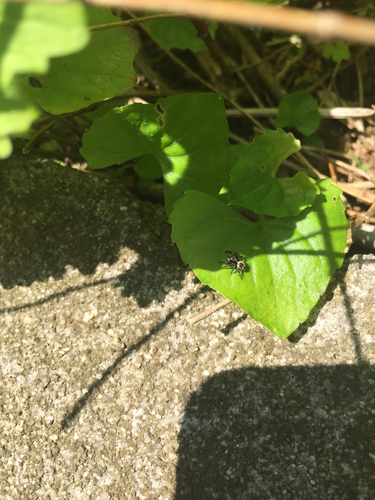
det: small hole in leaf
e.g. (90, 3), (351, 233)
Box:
(28, 77), (43, 88)
(333, 196), (337, 202)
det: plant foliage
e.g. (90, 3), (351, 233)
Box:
(273, 90), (321, 136)
(0, 1), (90, 157)
(81, 95), (347, 337)
(144, 17), (218, 51)
(2, 2), (349, 338)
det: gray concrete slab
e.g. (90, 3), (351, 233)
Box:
(0, 157), (374, 499)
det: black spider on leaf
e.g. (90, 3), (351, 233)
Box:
(218, 251), (247, 279)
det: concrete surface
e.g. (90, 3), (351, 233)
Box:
(0, 157), (374, 499)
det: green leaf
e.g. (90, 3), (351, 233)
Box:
(134, 155), (163, 179)
(157, 93), (228, 215)
(0, 1), (89, 158)
(169, 179), (348, 338)
(352, 155), (371, 171)
(302, 133), (325, 149)
(144, 17), (218, 52)
(16, 6), (139, 114)
(323, 41), (350, 62)
(218, 143), (246, 204)
(322, 43), (335, 60)
(274, 90), (321, 136)
(229, 129), (319, 217)
(0, 1), (89, 92)
(81, 93), (229, 215)
(80, 103), (163, 168)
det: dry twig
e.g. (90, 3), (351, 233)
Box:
(84, 0), (375, 45)
(187, 299), (231, 325)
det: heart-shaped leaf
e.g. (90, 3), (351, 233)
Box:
(274, 90), (321, 136)
(170, 179), (347, 338)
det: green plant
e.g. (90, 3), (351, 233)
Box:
(273, 90), (321, 137)
(1, 2), (348, 338)
(353, 155), (371, 171)
(322, 40), (350, 62)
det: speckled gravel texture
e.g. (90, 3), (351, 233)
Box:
(1, 157), (375, 500)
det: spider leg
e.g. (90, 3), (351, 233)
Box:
(220, 264), (233, 271)
(225, 250), (239, 257)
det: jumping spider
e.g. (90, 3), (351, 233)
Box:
(219, 251), (247, 279)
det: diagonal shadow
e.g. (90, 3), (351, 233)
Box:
(339, 256), (370, 366)
(60, 290), (200, 429)
(0, 156), (185, 308)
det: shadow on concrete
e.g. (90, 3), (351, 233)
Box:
(60, 290), (200, 429)
(0, 157), (185, 307)
(174, 364), (375, 499)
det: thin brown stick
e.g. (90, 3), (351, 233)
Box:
(83, 0), (375, 45)
(89, 13), (187, 31)
(336, 182), (375, 205)
(23, 121), (55, 154)
(320, 60), (341, 108)
(355, 57), (364, 109)
(347, 209), (375, 225)
(187, 299), (231, 325)
(333, 159), (373, 181)
(232, 45), (290, 72)
(294, 151), (323, 180)
(189, 17), (233, 85)
(327, 160), (337, 184)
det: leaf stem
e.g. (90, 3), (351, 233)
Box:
(89, 13), (188, 32)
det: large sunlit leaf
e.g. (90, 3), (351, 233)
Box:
(170, 179), (348, 338)
(16, 6), (139, 114)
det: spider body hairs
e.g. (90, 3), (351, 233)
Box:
(219, 251), (248, 279)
